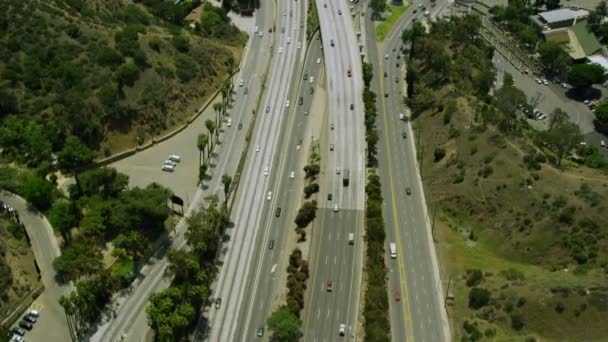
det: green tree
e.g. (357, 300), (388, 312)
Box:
(21, 175), (54, 211)
(468, 287), (491, 309)
(197, 132), (209, 167)
(568, 63), (606, 90)
(593, 100), (608, 134)
(294, 201), (317, 228)
(77, 167), (129, 199)
(205, 119), (216, 153)
(146, 286), (195, 341)
(58, 136), (95, 193)
(113, 231), (151, 262)
(212, 102), (223, 142)
(221, 174), (232, 204)
(434, 147), (446, 162)
(175, 54), (198, 82)
(542, 117), (582, 166)
(116, 62), (140, 87)
(538, 41), (571, 76)
(303, 164), (320, 179)
(548, 108), (569, 130)
(0, 89), (18, 117)
(267, 306), (303, 341)
(53, 239), (103, 281)
(369, 0), (387, 20)
(48, 199), (78, 243)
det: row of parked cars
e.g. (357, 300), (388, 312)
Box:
(161, 154), (181, 172)
(11, 309), (39, 341)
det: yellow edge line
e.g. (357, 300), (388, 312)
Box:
(377, 59), (415, 341)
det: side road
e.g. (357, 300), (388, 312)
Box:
(0, 191), (71, 341)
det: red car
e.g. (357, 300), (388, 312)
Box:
(395, 290), (401, 301)
(327, 280), (333, 292)
(347, 69), (352, 77)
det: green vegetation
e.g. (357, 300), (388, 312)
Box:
(490, 0), (539, 49)
(0, 0), (245, 159)
(406, 15), (608, 340)
(363, 62), (379, 166)
(369, 0), (388, 20)
(146, 195), (228, 340)
(267, 306), (303, 341)
(375, 4), (410, 42)
(294, 201), (317, 228)
(593, 99), (608, 134)
(284, 248), (309, 316)
(307, 0), (319, 41)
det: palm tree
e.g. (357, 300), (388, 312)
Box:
(213, 102), (223, 139)
(205, 119), (215, 159)
(197, 133), (208, 167)
(199, 164), (208, 183)
(221, 174), (233, 205)
(227, 56), (236, 88)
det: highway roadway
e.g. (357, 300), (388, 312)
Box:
(301, 0), (366, 340)
(204, 0), (311, 340)
(364, 2), (451, 342)
(90, 2), (277, 341)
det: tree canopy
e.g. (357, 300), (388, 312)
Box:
(267, 306), (303, 342)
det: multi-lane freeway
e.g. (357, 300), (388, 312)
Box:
(301, 0), (366, 340)
(90, 2), (276, 341)
(204, 0), (311, 340)
(365, 2), (451, 342)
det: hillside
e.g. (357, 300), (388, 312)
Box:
(0, 0), (245, 161)
(404, 16), (608, 341)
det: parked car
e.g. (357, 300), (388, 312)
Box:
(18, 321), (33, 331)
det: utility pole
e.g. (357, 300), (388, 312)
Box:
(431, 204), (438, 243)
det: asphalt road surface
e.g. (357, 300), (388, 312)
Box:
(365, 2), (451, 342)
(90, 3), (276, 341)
(301, 0), (366, 340)
(204, 0), (311, 340)
(1, 192), (71, 342)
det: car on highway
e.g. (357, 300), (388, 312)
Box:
(333, 204), (339, 212)
(215, 298), (222, 309)
(384, 53), (389, 59)
(330, 144), (334, 151)
(395, 290), (401, 301)
(257, 326), (265, 337)
(328, 193), (332, 200)
(244, 87), (248, 94)
(287, 37), (291, 44)
(336, 167), (341, 174)
(12, 327), (25, 336)
(384, 92), (389, 97)
(324, 2), (327, 7)
(275, 208), (281, 217)
(267, 191), (272, 200)
(350, 103), (354, 110)
(285, 100), (290, 107)
(264, 166), (269, 176)
(384, 71), (387, 77)
(253, 26), (258, 33)
(255, 145), (260, 152)
(327, 280), (333, 291)
(310, 76), (314, 83)
(330, 123), (334, 130)
(304, 73), (308, 80)
(259, 31), (263, 37)
(290, 171), (295, 178)
(278, 47), (283, 54)
(317, 57), (321, 64)
(330, 39), (335, 47)
(339, 324), (346, 336)
(297, 42), (302, 49)
(424, 10), (430, 16)
(162, 164), (175, 172)
(413, 8), (417, 13)
(227, 118), (232, 127)
(399, 113), (405, 120)
(239, 79), (244, 87)
(395, 76), (399, 82)
(298, 96), (303, 105)
(402, 131), (407, 139)
(268, 240), (274, 249)
(310, 87), (314, 94)
(406, 187), (411, 195)
(347, 68), (352, 77)
(338, 9), (342, 15)
(266, 105), (271, 113)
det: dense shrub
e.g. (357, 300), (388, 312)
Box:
(468, 287), (491, 309)
(434, 147), (446, 162)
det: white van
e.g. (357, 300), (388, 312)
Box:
(348, 233), (354, 245)
(389, 242), (397, 259)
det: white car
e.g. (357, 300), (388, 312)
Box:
(287, 37), (291, 44)
(334, 204), (339, 212)
(317, 57), (321, 64)
(259, 31), (263, 37)
(267, 191), (273, 200)
(336, 168), (341, 174)
(535, 78), (542, 84)
(256, 145), (260, 152)
(10, 336), (24, 342)
(239, 79), (244, 87)
(227, 118), (232, 127)
(310, 76), (314, 83)
(286, 100), (290, 107)
(339, 323), (346, 336)
(264, 166), (269, 176)
(168, 154), (181, 162)
(162, 164), (175, 172)
(384, 54), (389, 59)
(399, 113), (405, 120)
(253, 26), (258, 33)
(290, 171), (295, 178)
(297, 42), (302, 49)
(164, 160), (177, 167)
(279, 47), (283, 54)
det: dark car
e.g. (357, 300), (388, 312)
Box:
(310, 87), (314, 94)
(268, 239), (274, 249)
(402, 131), (407, 139)
(406, 187), (411, 195)
(350, 103), (354, 110)
(328, 193), (333, 200)
(266, 105), (271, 113)
(384, 71), (387, 77)
(24, 314), (37, 324)
(19, 321), (33, 331)
(304, 73), (308, 80)
(215, 298), (222, 309)
(384, 92), (389, 98)
(12, 327), (26, 336)
(275, 207), (282, 217)
(298, 97), (303, 105)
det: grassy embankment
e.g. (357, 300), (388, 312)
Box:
(376, 3), (410, 42)
(405, 15), (608, 341)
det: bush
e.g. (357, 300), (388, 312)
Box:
(499, 268), (525, 281)
(303, 183), (320, 198)
(468, 287), (491, 309)
(303, 164), (320, 179)
(434, 147), (446, 162)
(116, 63), (140, 87)
(172, 34), (190, 53)
(21, 175), (54, 211)
(466, 269), (483, 287)
(510, 313), (524, 330)
(294, 201), (317, 228)
(175, 55), (198, 83)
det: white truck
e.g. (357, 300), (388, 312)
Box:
(348, 233), (354, 245)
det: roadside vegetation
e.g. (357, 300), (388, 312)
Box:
(360, 62), (390, 340)
(404, 15), (608, 341)
(307, 0), (319, 41)
(0, 0), (245, 161)
(375, 4), (410, 42)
